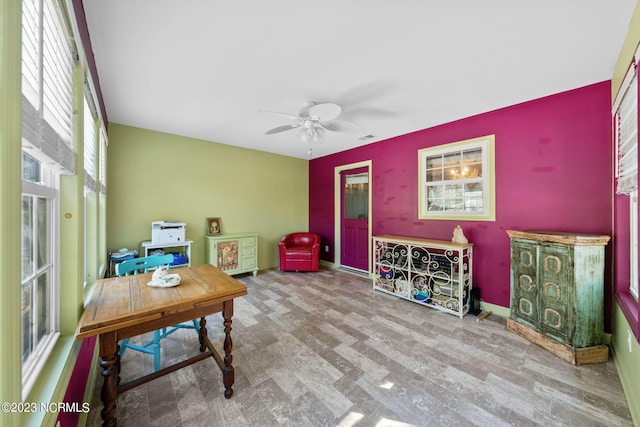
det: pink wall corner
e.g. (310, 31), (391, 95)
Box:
(310, 81), (613, 310)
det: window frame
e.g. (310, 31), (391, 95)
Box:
(21, 165), (61, 397)
(614, 45), (640, 304)
(631, 190), (639, 300)
(613, 42), (640, 343)
(418, 135), (496, 221)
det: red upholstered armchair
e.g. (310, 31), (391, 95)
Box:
(278, 232), (321, 272)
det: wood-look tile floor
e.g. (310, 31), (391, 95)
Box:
(86, 268), (634, 427)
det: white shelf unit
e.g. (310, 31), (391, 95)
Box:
(372, 235), (473, 318)
(141, 240), (193, 268)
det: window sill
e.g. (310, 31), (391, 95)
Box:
(22, 335), (81, 426)
(616, 291), (639, 341)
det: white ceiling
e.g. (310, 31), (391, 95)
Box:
(82, 0), (637, 159)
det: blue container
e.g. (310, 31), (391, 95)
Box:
(170, 252), (187, 266)
(414, 290), (429, 301)
(110, 250), (137, 261)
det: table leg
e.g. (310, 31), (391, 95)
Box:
(198, 316), (207, 352)
(222, 300), (235, 399)
(99, 332), (118, 427)
(115, 342), (121, 385)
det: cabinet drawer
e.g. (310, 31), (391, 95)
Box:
(242, 246), (256, 258)
(242, 237), (257, 248)
(243, 257), (256, 270)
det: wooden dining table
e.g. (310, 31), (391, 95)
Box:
(75, 263), (248, 427)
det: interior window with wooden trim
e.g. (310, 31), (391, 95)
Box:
(418, 135), (495, 221)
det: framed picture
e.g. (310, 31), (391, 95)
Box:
(207, 217), (222, 235)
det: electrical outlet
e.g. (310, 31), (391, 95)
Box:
(628, 330), (633, 353)
(324, 245), (330, 252)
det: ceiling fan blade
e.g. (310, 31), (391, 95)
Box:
(319, 119), (362, 133)
(265, 124), (300, 135)
(341, 106), (396, 120)
(334, 81), (395, 107)
(298, 101), (315, 118)
(308, 103), (342, 122)
(258, 109), (300, 121)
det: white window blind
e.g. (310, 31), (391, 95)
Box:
(21, 0), (76, 174)
(615, 56), (638, 195)
(99, 126), (107, 194)
(21, 0), (40, 109)
(42, 0), (73, 145)
(84, 92), (97, 190)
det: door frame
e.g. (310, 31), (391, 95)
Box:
(334, 160), (372, 274)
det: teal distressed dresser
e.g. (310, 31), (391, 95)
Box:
(506, 230), (611, 365)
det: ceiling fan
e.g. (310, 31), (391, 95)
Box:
(262, 101), (360, 143)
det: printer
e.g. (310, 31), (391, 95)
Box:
(151, 221), (186, 245)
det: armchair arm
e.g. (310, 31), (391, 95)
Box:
(278, 235), (292, 248)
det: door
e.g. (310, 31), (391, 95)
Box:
(510, 240), (539, 329)
(341, 167), (369, 271)
(537, 243), (572, 343)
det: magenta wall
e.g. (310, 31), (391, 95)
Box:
(310, 82), (613, 310)
(57, 336), (96, 426)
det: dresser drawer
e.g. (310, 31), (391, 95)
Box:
(242, 246), (256, 259)
(243, 257), (256, 270)
(242, 237), (257, 248)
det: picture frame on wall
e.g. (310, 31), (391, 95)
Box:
(207, 217), (222, 235)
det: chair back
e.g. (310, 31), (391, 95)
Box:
(281, 232), (320, 248)
(115, 254), (175, 276)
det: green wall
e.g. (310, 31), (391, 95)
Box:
(612, 1), (640, 100)
(611, 1), (640, 425)
(612, 304), (640, 424)
(106, 123), (309, 268)
(0, 1), (24, 425)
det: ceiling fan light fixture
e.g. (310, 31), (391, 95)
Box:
(299, 128), (315, 143)
(298, 125), (326, 143)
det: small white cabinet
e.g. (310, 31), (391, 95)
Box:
(205, 233), (258, 276)
(372, 235), (473, 318)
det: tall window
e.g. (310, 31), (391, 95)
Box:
(84, 92), (97, 191)
(21, 0), (75, 393)
(84, 90), (97, 287)
(99, 126), (107, 194)
(21, 155), (59, 390)
(614, 48), (639, 301)
(418, 135), (495, 221)
(631, 191), (639, 300)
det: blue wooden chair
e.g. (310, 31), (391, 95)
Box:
(115, 254), (199, 371)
